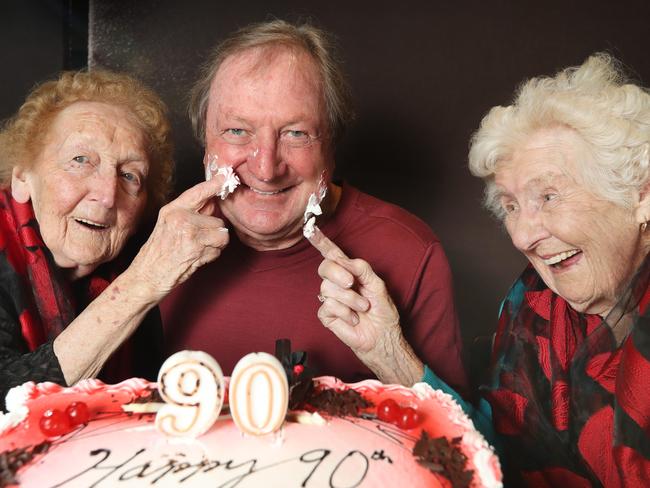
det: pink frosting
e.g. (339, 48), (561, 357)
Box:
(0, 377), (502, 488)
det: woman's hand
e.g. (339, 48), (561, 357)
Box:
(54, 175), (231, 384)
(125, 174), (230, 302)
(308, 226), (424, 386)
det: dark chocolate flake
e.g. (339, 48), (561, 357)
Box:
(0, 442), (51, 487)
(123, 386), (163, 407)
(301, 386), (373, 417)
(130, 387), (163, 404)
(413, 432), (473, 488)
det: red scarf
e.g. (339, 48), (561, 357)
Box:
(485, 259), (650, 487)
(0, 189), (133, 382)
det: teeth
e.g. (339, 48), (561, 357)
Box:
(543, 249), (579, 265)
(250, 187), (281, 196)
(75, 218), (108, 229)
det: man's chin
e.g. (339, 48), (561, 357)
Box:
(232, 222), (304, 251)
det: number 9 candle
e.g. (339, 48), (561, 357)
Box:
(155, 350), (225, 438)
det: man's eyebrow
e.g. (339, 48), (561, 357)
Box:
(232, 116), (251, 124)
(218, 115), (250, 125)
(214, 108), (250, 123)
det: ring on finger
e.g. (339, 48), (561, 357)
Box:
(317, 293), (326, 303)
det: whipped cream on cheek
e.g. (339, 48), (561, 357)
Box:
(216, 166), (240, 199)
(204, 154), (241, 200)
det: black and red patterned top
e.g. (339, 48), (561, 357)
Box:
(0, 190), (162, 409)
(484, 257), (650, 486)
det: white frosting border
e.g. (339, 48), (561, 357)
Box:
(317, 377), (503, 488)
(2, 376), (502, 487)
(0, 378), (151, 435)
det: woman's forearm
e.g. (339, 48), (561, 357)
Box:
(52, 269), (157, 385)
(358, 332), (425, 386)
(53, 179), (234, 385)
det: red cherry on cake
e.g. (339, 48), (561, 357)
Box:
(397, 407), (420, 430)
(293, 364), (304, 375)
(65, 401), (90, 426)
(39, 409), (71, 437)
(376, 399), (401, 423)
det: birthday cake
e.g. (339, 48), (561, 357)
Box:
(0, 366), (501, 487)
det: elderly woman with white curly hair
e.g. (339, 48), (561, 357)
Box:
(467, 52), (650, 486)
(312, 53), (650, 486)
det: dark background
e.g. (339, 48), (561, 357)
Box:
(3, 0), (650, 385)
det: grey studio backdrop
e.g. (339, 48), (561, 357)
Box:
(3, 0), (650, 388)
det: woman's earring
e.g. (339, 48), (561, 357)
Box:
(642, 222), (648, 232)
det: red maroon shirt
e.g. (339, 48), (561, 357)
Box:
(161, 184), (468, 393)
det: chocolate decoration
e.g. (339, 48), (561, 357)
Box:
(413, 432), (473, 488)
(0, 443), (50, 487)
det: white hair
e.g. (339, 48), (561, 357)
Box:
(469, 53), (650, 219)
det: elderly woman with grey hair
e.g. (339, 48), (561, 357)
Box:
(313, 53), (650, 486)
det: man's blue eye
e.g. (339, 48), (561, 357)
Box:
(73, 155), (88, 164)
(227, 129), (245, 136)
(280, 130), (313, 148)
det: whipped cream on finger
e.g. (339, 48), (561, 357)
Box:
(303, 173), (328, 239)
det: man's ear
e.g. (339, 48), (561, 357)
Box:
(11, 166), (31, 203)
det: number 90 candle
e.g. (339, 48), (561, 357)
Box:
(228, 352), (289, 436)
(155, 350), (225, 438)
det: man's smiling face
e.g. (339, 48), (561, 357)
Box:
(204, 46), (334, 251)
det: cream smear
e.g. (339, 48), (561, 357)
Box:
(204, 154), (240, 199)
(302, 173), (328, 239)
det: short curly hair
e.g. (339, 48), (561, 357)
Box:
(0, 69), (174, 216)
(189, 19), (354, 146)
(469, 53), (650, 219)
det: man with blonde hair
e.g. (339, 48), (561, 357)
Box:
(161, 20), (467, 393)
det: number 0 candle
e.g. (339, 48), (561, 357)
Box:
(229, 352), (289, 436)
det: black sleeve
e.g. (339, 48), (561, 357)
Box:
(0, 298), (66, 410)
(130, 306), (164, 381)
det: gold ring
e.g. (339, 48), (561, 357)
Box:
(317, 294), (326, 303)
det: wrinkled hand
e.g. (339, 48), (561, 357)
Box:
(126, 175), (230, 302)
(308, 226), (424, 385)
(309, 226), (403, 358)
